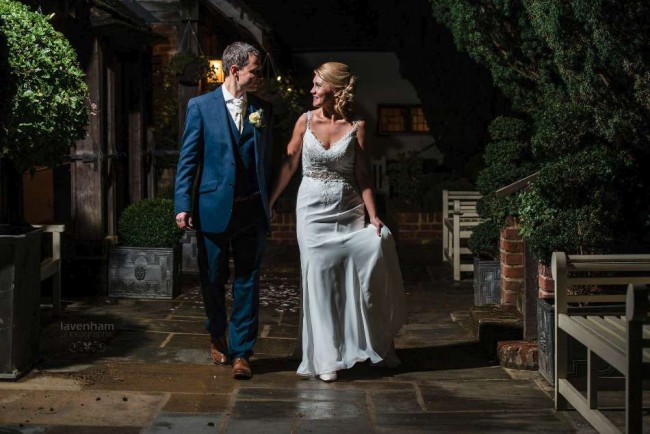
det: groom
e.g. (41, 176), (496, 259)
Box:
(174, 41), (272, 379)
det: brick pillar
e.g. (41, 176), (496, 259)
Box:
(537, 262), (554, 299)
(500, 216), (524, 306)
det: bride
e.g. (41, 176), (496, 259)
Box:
(269, 62), (406, 382)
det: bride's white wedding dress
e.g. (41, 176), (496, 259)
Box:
(296, 111), (406, 377)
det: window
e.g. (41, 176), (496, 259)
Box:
(377, 105), (430, 134)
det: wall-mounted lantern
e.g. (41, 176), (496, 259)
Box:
(208, 59), (225, 84)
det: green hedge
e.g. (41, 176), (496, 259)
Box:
(118, 198), (184, 248)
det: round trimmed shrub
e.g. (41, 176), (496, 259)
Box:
(0, 1), (88, 171)
(468, 220), (500, 260)
(476, 116), (535, 224)
(118, 198), (183, 248)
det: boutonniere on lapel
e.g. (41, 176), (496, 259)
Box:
(248, 108), (265, 128)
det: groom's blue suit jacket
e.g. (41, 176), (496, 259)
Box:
(174, 86), (273, 233)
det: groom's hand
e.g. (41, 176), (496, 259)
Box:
(175, 212), (193, 230)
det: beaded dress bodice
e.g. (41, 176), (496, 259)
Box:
(302, 111), (358, 184)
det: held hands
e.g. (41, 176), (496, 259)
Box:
(370, 215), (384, 237)
(175, 212), (193, 230)
(269, 200), (277, 221)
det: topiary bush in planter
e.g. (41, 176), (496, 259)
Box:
(0, 0), (88, 380)
(109, 198), (184, 299)
(475, 116), (536, 226)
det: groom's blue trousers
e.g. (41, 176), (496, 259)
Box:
(196, 197), (267, 360)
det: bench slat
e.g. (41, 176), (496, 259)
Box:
(604, 316), (626, 332)
(569, 262), (650, 272)
(584, 315), (627, 348)
(558, 314), (627, 374)
(565, 294), (626, 303)
(566, 277), (650, 286)
(567, 254), (650, 263)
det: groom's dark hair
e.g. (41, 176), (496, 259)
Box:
(222, 42), (260, 76)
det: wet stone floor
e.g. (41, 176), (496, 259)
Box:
(0, 242), (612, 433)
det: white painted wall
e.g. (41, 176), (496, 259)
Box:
(294, 51), (442, 162)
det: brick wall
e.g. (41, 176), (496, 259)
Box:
(390, 211), (442, 245)
(269, 211), (297, 245)
(268, 209), (443, 246)
(537, 262), (554, 299)
(500, 217), (525, 306)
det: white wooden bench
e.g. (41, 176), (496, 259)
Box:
(552, 252), (650, 433)
(34, 224), (65, 317)
(441, 190), (483, 280)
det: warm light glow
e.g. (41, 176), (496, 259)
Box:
(208, 59), (225, 84)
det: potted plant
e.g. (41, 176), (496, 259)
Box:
(0, 1), (88, 379)
(167, 51), (210, 86)
(108, 198), (184, 299)
(468, 220), (501, 305)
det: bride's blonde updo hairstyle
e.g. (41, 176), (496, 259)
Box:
(315, 62), (357, 120)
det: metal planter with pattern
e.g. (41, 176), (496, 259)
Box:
(108, 245), (181, 299)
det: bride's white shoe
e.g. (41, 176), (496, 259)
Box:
(319, 371), (337, 382)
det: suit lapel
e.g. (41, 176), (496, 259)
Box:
(213, 86), (241, 143)
(246, 98), (261, 168)
(213, 86), (227, 129)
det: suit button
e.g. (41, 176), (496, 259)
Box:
(229, 183), (234, 188)
(230, 162), (235, 167)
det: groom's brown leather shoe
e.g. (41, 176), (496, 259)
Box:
(232, 357), (252, 379)
(210, 337), (228, 365)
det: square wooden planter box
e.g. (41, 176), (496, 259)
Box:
(108, 245), (181, 299)
(0, 226), (43, 380)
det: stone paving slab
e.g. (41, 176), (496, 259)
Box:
(419, 379), (552, 412)
(0, 426), (141, 433)
(374, 410), (582, 433)
(0, 390), (163, 427)
(145, 413), (222, 434)
(80, 363), (237, 394)
(162, 393), (231, 413)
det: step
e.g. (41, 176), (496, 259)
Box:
(469, 304), (523, 362)
(497, 340), (539, 371)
